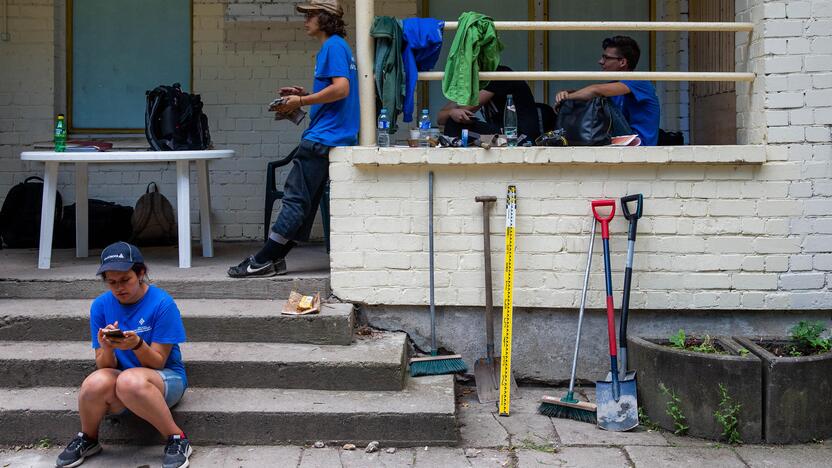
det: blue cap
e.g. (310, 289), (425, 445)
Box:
(96, 242), (144, 275)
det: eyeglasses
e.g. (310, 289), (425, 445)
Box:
(600, 54), (624, 62)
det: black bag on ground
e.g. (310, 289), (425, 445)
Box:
(129, 182), (177, 246)
(0, 176), (63, 248)
(56, 200), (134, 249)
(555, 97), (613, 146)
(145, 82), (211, 151)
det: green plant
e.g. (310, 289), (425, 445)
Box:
(713, 384), (743, 445)
(638, 407), (660, 431)
(659, 383), (689, 436)
(36, 437), (51, 449)
(518, 438), (558, 454)
(670, 329), (686, 349)
(789, 346), (803, 357)
(738, 348), (750, 357)
(790, 321), (831, 352)
(689, 335), (721, 354)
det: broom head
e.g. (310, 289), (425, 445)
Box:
(410, 354), (467, 377)
(538, 394), (597, 424)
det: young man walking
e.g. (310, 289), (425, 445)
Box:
(228, 0), (359, 278)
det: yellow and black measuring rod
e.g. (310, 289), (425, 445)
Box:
(499, 185), (517, 417)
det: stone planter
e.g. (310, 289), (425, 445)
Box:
(734, 336), (832, 444)
(628, 336), (762, 443)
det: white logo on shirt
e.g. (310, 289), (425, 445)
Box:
(138, 318), (145, 326)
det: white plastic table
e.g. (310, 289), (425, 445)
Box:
(20, 150), (234, 269)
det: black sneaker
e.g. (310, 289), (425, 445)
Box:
(227, 255), (276, 278)
(273, 257), (287, 276)
(162, 434), (193, 468)
(55, 432), (102, 468)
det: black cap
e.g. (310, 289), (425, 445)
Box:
(96, 242), (144, 275)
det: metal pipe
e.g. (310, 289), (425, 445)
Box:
(417, 71), (755, 82)
(442, 21), (754, 32)
(355, 0), (375, 146)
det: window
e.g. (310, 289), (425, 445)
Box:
(68, 0), (192, 132)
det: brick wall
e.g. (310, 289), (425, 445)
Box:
(327, 0), (832, 311)
(655, 0), (690, 140)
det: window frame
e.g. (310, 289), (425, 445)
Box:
(66, 0), (194, 134)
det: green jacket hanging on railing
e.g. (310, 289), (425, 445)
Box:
(371, 16), (405, 132)
(442, 12), (503, 107)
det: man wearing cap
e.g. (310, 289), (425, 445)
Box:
(55, 242), (191, 468)
(228, 0), (359, 278)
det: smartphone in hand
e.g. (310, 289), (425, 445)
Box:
(102, 328), (126, 339)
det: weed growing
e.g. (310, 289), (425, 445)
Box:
(713, 384), (742, 445)
(659, 383), (689, 436)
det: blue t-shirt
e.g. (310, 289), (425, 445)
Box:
(302, 35), (360, 147)
(90, 285), (187, 386)
(610, 80), (660, 146)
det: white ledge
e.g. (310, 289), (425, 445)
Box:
(341, 145), (766, 166)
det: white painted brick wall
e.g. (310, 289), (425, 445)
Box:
(325, 0), (832, 311)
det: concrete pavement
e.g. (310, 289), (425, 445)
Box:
(3, 385), (831, 467)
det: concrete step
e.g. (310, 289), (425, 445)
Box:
(0, 299), (354, 345)
(0, 243), (331, 301)
(0, 376), (457, 446)
(0, 276), (330, 300)
(0, 333), (407, 391)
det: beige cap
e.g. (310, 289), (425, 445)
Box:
(296, 0), (343, 17)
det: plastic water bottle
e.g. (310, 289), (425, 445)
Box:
(418, 109), (432, 147)
(504, 94), (518, 147)
(377, 108), (390, 147)
(54, 114), (67, 152)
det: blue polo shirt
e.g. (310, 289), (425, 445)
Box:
(302, 35), (360, 147)
(610, 80), (660, 146)
(90, 285), (187, 386)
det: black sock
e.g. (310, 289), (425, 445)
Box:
(254, 239), (284, 264)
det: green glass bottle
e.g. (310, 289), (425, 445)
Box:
(54, 114), (66, 152)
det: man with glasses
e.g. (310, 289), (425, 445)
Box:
(554, 35), (660, 146)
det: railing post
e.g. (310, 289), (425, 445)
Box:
(355, 0), (376, 146)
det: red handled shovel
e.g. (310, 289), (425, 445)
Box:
(592, 199), (638, 432)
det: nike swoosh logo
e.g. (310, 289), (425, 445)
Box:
(246, 263), (270, 274)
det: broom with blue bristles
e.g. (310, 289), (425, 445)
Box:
(410, 172), (467, 377)
(538, 219), (597, 423)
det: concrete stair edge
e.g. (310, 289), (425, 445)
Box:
(0, 300), (355, 345)
(0, 376), (457, 446)
(0, 333), (407, 391)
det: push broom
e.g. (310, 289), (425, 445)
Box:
(410, 171), (467, 377)
(538, 215), (598, 423)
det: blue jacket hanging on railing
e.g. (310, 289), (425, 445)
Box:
(401, 18), (444, 123)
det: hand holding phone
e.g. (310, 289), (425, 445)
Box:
(102, 328), (126, 339)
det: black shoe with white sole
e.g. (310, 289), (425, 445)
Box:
(227, 255), (276, 278)
(161, 435), (193, 468)
(55, 432), (102, 468)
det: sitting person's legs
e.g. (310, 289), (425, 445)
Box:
(228, 139), (331, 278)
(57, 368), (189, 468)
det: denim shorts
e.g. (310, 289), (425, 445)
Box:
(156, 368), (186, 408)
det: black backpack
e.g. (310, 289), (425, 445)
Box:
(56, 200), (134, 249)
(129, 182), (177, 246)
(145, 82), (211, 151)
(0, 176), (63, 248)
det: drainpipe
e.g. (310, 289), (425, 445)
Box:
(355, 0), (375, 146)
(1, 0), (10, 41)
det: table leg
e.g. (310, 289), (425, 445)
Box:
(176, 160), (191, 268)
(37, 162), (59, 269)
(75, 162), (89, 258)
(196, 159), (213, 257)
